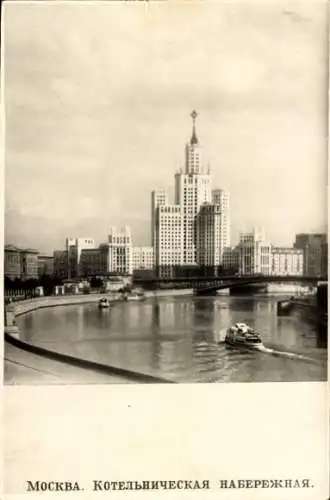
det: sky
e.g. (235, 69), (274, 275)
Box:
(3, 0), (328, 254)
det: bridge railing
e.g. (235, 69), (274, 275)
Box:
(134, 275), (327, 284)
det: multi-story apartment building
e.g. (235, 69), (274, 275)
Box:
(37, 255), (54, 277)
(5, 245), (40, 280)
(66, 237), (95, 278)
(132, 246), (154, 271)
(53, 250), (69, 278)
(224, 242), (304, 277)
(237, 228), (272, 276)
(271, 247), (304, 276)
(80, 244), (109, 277)
(294, 233), (327, 277)
(174, 111), (212, 265)
(196, 203), (222, 269)
(20, 248), (39, 280)
(212, 189), (230, 257)
(4, 245), (22, 280)
(151, 112), (230, 276)
(154, 205), (183, 277)
(54, 231), (134, 278)
(222, 246), (239, 272)
(151, 190), (168, 249)
(108, 226), (133, 275)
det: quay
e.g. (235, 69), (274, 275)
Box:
(4, 296), (177, 385)
(277, 283), (327, 345)
(5, 342), (138, 385)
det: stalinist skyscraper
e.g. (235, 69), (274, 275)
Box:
(174, 111), (212, 265)
(151, 111), (230, 277)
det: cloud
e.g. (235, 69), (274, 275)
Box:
(3, 1), (328, 252)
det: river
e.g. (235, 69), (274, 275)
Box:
(16, 295), (327, 383)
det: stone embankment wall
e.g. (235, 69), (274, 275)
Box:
(13, 295), (103, 316)
(11, 288), (193, 316)
(4, 291), (192, 384)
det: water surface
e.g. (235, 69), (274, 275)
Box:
(16, 295), (327, 383)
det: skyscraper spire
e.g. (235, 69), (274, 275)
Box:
(190, 110), (198, 145)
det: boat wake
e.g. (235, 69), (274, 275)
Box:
(216, 330), (320, 363)
(256, 345), (319, 364)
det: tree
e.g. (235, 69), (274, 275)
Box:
(4, 276), (13, 290)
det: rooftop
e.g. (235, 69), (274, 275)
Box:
(5, 245), (39, 254)
(5, 244), (21, 252)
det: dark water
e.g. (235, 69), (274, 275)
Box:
(16, 296), (327, 383)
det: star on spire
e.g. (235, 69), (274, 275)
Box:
(190, 110), (198, 145)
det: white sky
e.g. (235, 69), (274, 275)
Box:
(3, 0), (328, 254)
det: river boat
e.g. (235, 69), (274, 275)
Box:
(225, 322), (263, 348)
(98, 298), (111, 309)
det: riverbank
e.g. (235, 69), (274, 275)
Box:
(9, 288), (193, 317)
(5, 293), (184, 385)
(145, 288), (193, 298)
(11, 295), (101, 316)
(4, 342), (138, 385)
(11, 294), (326, 383)
(266, 283), (315, 294)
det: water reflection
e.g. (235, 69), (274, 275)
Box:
(150, 302), (161, 372)
(15, 296), (327, 383)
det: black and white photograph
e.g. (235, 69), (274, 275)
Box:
(2, 1), (329, 498)
(3, 0), (328, 386)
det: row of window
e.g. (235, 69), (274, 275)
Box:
(109, 237), (131, 244)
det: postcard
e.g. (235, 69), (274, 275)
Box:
(2, 0), (329, 499)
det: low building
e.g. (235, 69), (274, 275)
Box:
(53, 250), (68, 278)
(271, 247), (304, 276)
(4, 245), (21, 280)
(237, 228), (272, 276)
(101, 275), (132, 292)
(80, 244), (109, 277)
(20, 248), (39, 280)
(294, 233), (327, 277)
(108, 226), (133, 275)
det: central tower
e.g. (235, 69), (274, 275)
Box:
(175, 111), (212, 265)
(185, 110), (201, 174)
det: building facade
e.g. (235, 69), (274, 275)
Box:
(4, 245), (22, 280)
(237, 228), (272, 276)
(211, 189), (230, 257)
(154, 205), (183, 277)
(196, 203), (222, 269)
(107, 226), (133, 275)
(66, 237), (95, 278)
(294, 233), (327, 277)
(20, 248), (39, 280)
(222, 247), (239, 272)
(53, 250), (69, 278)
(174, 111), (212, 265)
(132, 246), (154, 271)
(5, 245), (40, 280)
(271, 247), (304, 276)
(151, 190), (168, 249)
(151, 112), (230, 276)
(37, 255), (54, 277)
(80, 244), (109, 277)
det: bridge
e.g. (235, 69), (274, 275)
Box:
(193, 275), (326, 295)
(133, 275), (327, 295)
